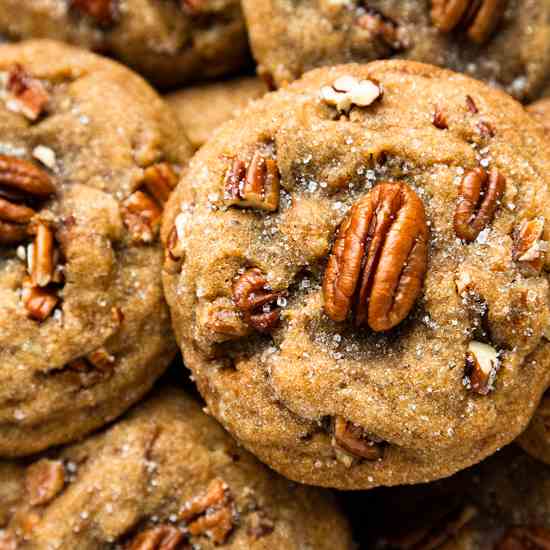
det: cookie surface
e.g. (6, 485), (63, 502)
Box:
(242, 0), (550, 101)
(167, 77), (267, 150)
(0, 0), (249, 88)
(162, 60), (550, 489)
(0, 40), (192, 457)
(0, 387), (352, 549)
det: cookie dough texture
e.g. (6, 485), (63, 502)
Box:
(0, 0), (249, 88)
(0, 40), (192, 457)
(167, 77), (267, 150)
(0, 388), (352, 550)
(162, 60), (550, 489)
(242, 0), (550, 101)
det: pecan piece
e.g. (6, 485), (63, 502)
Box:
(122, 190), (163, 243)
(180, 479), (235, 545)
(323, 182), (429, 332)
(232, 268), (285, 332)
(224, 151), (280, 212)
(142, 163), (178, 205)
(70, 0), (117, 25)
(5, 64), (49, 121)
(25, 459), (65, 506)
(430, 0), (507, 44)
(356, 8), (407, 51)
(321, 75), (382, 114)
(513, 217), (547, 275)
(465, 341), (499, 395)
(127, 525), (185, 550)
(497, 527), (550, 550)
(31, 223), (55, 288)
(453, 167), (505, 242)
(332, 416), (384, 461)
(433, 106), (448, 129)
(21, 276), (59, 322)
(200, 298), (251, 342)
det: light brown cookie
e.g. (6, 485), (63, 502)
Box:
(242, 0), (550, 102)
(167, 77), (267, 150)
(0, 0), (249, 88)
(0, 387), (353, 550)
(162, 60), (550, 489)
(0, 40), (192, 457)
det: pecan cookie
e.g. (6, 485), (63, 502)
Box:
(0, 387), (353, 550)
(369, 446), (550, 549)
(0, 40), (192, 457)
(162, 60), (550, 489)
(242, 0), (550, 101)
(167, 77), (267, 151)
(0, 0), (248, 88)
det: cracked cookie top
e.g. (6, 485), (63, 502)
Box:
(0, 40), (192, 457)
(242, 0), (550, 102)
(0, 387), (352, 550)
(162, 60), (550, 489)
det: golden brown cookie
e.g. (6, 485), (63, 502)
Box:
(0, 40), (192, 457)
(0, 0), (249, 88)
(242, 0), (550, 101)
(167, 77), (267, 150)
(162, 60), (550, 489)
(0, 387), (353, 550)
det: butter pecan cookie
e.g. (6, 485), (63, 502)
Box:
(242, 0), (550, 101)
(167, 77), (267, 151)
(0, 387), (352, 550)
(0, 0), (248, 88)
(162, 61), (550, 489)
(0, 40), (192, 456)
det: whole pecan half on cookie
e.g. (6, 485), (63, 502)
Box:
(323, 182), (429, 332)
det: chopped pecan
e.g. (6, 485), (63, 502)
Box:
(321, 75), (382, 113)
(122, 190), (163, 243)
(332, 416), (384, 461)
(70, 0), (117, 25)
(513, 217), (547, 275)
(496, 526), (550, 550)
(87, 348), (116, 371)
(232, 268), (285, 332)
(200, 298), (251, 342)
(127, 525), (185, 550)
(224, 151), (280, 212)
(25, 459), (65, 506)
(21, 276), (59, 322)
(5, 64), (49, 121)
(465, 341), (499, 395)
(433, 106), (448, 129)
(31, 223), (55, 288)
(466, 95), (478, 114)
(356, 8), (407, 51)
(477, 120), (495, 138)
(66, 348), (116, 386)
(323, 182), (429, 332)
(142, 163), (178, 205)
(453, 167), (506, 242)
(430, 0), (507, 44)
(180, 479), (235, 545)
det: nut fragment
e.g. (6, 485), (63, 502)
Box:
(232, 268), (285, 332)
(4, 64), (49, 121)
(70, 0), (117, 25)
(321, 75), (382, 113)
(31, 223), (55, 288)
(323, 182), (429, 332)
(496, 527), (550, 550)
(25, 459), (65, 506)
(180, 479), (235, 545)
(432, 106), (448, 129)
(142, 163), (178, 205)
(332, 416), (384, 461)
(21, 276), (58, 322)
(513, 217), (547, 275)
(453, 167), (506, 242)
(87, 348), (116, 371)
(430, 0), (507, 44)
(356, 8), (407, 51)
(122, 191), (162, 243)
(224, 151), (280, 212)
(127, 525), (185, 550)
(465, 341), (499, 395)
(247, 511), (275, 541)
(200, 298), (251, 342)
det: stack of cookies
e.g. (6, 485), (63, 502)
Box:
(1, 1), (550, 548)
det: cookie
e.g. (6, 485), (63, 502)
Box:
(162, 60), (550, 489)
(242, 0), (550, 101)
(0, 0), (249, 88)
(369, 446), (550, 549)
(527, 97), (550, 136)
(0, 40), (192, 457)
(0, 387), (353, 550)
(167, 77), (267, 150)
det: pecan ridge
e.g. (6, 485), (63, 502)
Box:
(323, 182), (429, 332)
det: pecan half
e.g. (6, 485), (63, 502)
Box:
(25, 459), (65, 507)
(122, 191), (162, 243)
(513, 217), (547, 275)
(430, 0), (507, 44)
(70, 0), (117, 25)
(127, 525), (185, 550)
(21, 276), (59, 322)
(453, 167), (505, 242)
(332, 416), (384, 461)
(321, 75), (382, 114)
(224, 151), (280, 212)
(465, 341), (499, 395)
(4, 64), (49, 121)
(496, 527), (550, 550)
(323, 182), (429, 332)
(232, 268), (285, 332)
(180, 479), (235, 545)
